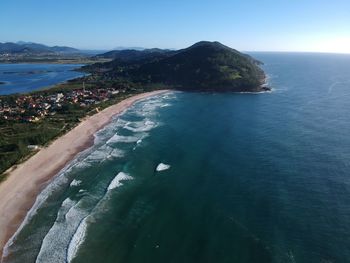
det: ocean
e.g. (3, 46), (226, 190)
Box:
(0, 63), (86, 95)
(3, 53), (350, 262)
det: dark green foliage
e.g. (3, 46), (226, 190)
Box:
(94, 48), (173, 62)
(85, 41), (266, 92)
(0, 118), (68, 178)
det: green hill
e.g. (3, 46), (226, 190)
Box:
(95, 48), (174, 62)
(85, 41), (268, 92)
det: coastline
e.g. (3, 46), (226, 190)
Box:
(0, 89), (169, 259)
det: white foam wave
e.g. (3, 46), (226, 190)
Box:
(124, 120), (157, 132)
(35, 198), (89, 263)
(74, 160), (91, 169)
(93, 118), (128, 144)
(159, 91), (178, 100)
(160, 103), (171, 108)
(156, 163), (171, 172)
(66, 171), (134, 262)
(141, 101), (164, 113)
(107, 172), (133, 191)
(60, 198), (76, 216)
(85, 145), (124, 163)
(107, 134), (143, 144)
(70, 179), (82, 187)
(129, 95), (173, 118)
(67, 218), (88, 263)
(86, 149), (109, 162)
(114, 118), (129, 127)
(109, 148), (124, 158)
(2, 141), (100, 258)
(2, 166), (72, 258)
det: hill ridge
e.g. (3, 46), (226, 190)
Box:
(84, 41), (269, 92)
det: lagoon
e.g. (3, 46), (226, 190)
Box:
(0, 63), (86, 95)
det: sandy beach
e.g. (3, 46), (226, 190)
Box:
(0, 89), (168, 258)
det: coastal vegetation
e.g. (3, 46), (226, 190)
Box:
(0, 79), (157, 179)
(84, 41), (268, 92)
(0, 41), (267, 179)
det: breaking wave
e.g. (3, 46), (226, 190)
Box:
(107, 172), (133, 191)
(67, 218), (88, 263)
(70, 179), (82, 187)
(66, 171), (133, 262)
(107, 134), (144, 144)
(3, 91), (177, 262)
(35, 198), (89, 263)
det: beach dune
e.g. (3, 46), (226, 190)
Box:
(0, 90), (168, 259)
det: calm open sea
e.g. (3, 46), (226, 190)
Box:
(0, 63), (85, 95)
(3, 53), (350, 263)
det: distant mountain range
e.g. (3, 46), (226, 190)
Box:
(84, 41), (268, 92)
(0, 41), (81, 55)
(94, 48), (174, 61)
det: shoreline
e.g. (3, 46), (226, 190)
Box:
(0, 89), (169, 259)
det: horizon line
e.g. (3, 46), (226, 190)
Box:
(1, 40), (350, 55)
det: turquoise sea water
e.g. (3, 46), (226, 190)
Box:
(3, 53), (350, 262)
(0, 63), (85, 95)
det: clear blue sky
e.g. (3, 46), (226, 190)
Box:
(1, 0), (350, 53)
